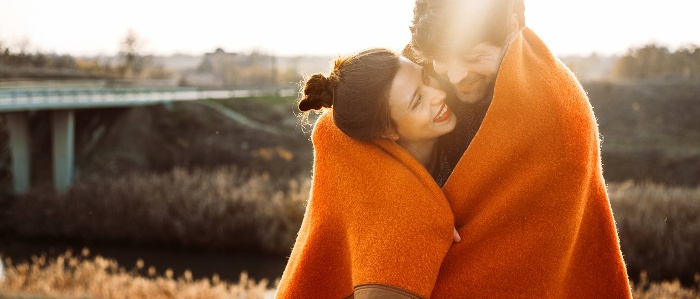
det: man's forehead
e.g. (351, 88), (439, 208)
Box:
(452, 0), (492, 22)
(441, 0), (492, 46)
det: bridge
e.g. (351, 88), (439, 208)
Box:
(1, 85), (294, 195)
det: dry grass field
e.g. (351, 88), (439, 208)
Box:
(3, 167), (309, 255)
(0, 244), (698, 298)
(611, 182), (700, 287)
(0, 249), (271, 299)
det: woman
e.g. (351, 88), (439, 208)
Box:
(277, 48), (458, 299)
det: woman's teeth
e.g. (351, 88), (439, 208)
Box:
(434, 104), (448, 122)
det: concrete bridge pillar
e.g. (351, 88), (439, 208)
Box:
(52, 110), (75, 194)
(6, 112), (31, 194)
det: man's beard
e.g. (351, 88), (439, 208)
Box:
(454, 74), (496, 104)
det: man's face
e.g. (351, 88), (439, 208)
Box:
(432, 42), (508, 104)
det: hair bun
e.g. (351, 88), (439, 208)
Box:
(298, 73), (337, 112)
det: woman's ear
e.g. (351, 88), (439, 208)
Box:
(381, 130), (400, 141)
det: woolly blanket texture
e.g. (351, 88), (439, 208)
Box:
(276, 112), (455, 298)
(429, 28), (631, 298)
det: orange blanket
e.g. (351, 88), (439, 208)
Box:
(430, 28), (632, 298)
(276, 112), (455, 298)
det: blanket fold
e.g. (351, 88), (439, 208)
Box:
(431, 28), (632, 298)
(276, 112), (455, 299)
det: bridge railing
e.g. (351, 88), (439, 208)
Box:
(0, 88), (297, 112)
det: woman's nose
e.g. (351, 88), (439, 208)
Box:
(429, 87), (447, 105)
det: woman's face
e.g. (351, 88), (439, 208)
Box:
(386, 57), (457, 144)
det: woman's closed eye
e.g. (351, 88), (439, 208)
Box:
(408, 69), (430, 111)
(412, 95), (422, 110)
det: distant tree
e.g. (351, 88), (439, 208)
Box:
(119, 28), (146, 78)
(613, 43), (700, 79)
(16, 38), (30, 55)
(53, 54), (76, 70)
(0, 40), (4, 66)
(278, 66), (302, 87)
(32, 52), (47, 68)
(675, 45), (700, 78)
(142, 63), (172, 80)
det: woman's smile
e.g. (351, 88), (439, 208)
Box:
(433, 102), (451, 123)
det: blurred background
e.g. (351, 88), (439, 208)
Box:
(0, 0), (699, 298)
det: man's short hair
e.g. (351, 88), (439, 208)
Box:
(408, 0), (525, 63)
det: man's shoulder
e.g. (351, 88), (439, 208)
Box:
(517, 28), (588, 101)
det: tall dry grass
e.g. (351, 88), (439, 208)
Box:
(0, 249), (270, 299)
(4, 166), (309, 255)
(1, 251), (698, 299)
(631, 272), (700, 299)
(609, 181), (700, 284)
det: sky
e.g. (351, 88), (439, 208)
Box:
(0, 0), (699, 57)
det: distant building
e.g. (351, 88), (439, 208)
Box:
(181, 48), (331, 89)
(183, 48), (238, 88)
(199, 48), (238, 79)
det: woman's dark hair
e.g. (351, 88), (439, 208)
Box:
(298, 48), (400, 141)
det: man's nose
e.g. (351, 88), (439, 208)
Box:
(433, 61), (448, 76)
(434, 61), (468, 85)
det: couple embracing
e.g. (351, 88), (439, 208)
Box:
(277, 0), (632, 298)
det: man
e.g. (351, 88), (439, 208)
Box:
(406, 0), (633, 297)
(404, 0), (525, 167)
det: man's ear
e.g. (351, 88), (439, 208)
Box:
(506, 12), (523, 45)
